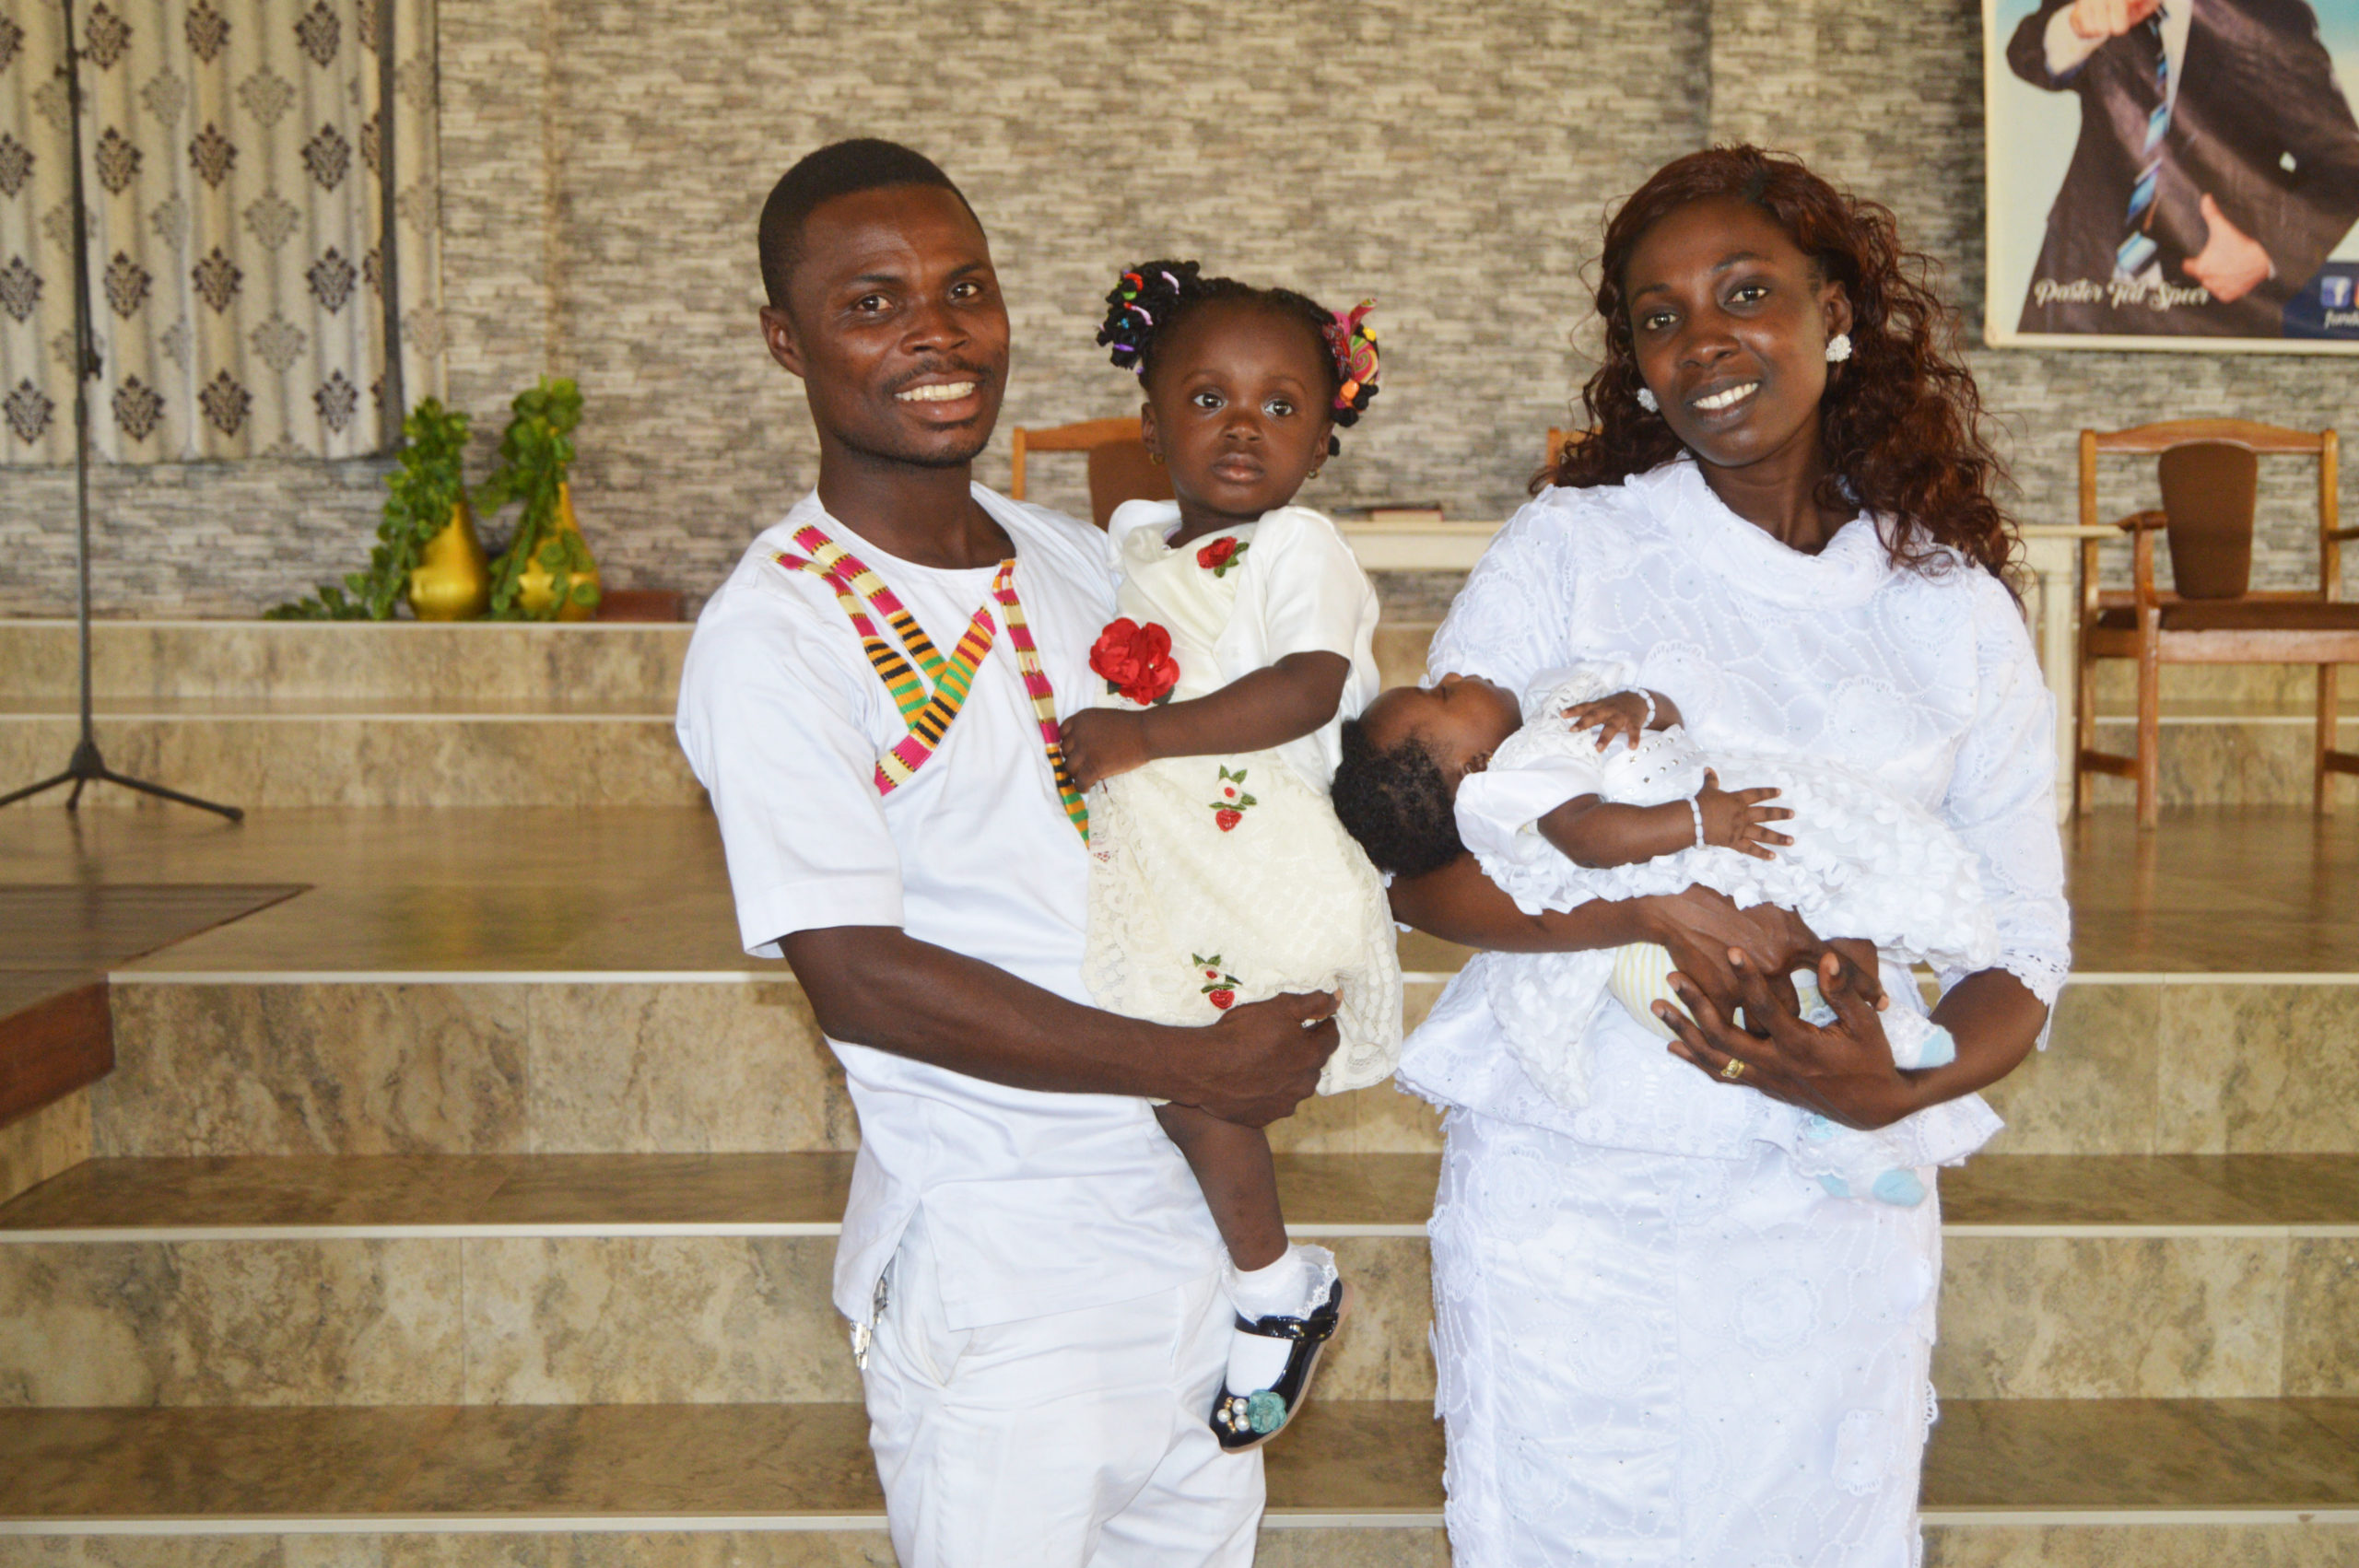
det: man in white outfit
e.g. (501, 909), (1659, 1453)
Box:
(675, 139), (1340, 1568)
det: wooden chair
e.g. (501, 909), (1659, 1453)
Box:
(1008, 415), (1172, 527)
(2073, 418), (2359, 827)
(1544, 427), (1586, 470)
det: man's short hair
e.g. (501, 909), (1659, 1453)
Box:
(757, 139), (976, 310)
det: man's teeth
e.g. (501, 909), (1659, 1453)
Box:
(898, 382), (976, 403)
(1693, 382), (1759, 411)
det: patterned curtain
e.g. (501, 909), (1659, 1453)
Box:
(0, 0), (443, 463)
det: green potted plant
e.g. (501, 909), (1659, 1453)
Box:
(477, 376), (600, 621)
(269, 399), (475, 620)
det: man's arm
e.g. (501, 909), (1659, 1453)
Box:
(780, 926), (1336, 1128)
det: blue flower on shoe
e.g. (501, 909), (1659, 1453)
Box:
(1246, 1391), (1287, 1433)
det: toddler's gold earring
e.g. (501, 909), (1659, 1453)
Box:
(1308, 465), (1322, 481)
(1147, 450), (1164, 465)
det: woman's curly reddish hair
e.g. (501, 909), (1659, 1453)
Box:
(1545, 145), (2016, 581)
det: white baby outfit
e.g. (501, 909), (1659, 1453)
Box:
(1454, 659), (2004, 1199)
(1082, 500), (1402, 1092)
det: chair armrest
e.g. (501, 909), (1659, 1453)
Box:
(2113, 510), (2170, 532)
(2327, 525), (2359, 543)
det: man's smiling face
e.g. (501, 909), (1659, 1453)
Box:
(760, 182), (1011, 470)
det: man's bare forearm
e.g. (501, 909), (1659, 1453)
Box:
(777, 925), (1336, 1127)
(780, 926), (1178, 1098)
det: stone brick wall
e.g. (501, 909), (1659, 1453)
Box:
(2, 0), (2350, 616)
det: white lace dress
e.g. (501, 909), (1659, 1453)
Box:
(1412, 459), (2071, 1568)
(1081, 501), (1401, 1094)
(1455, 660), (2004, 1196)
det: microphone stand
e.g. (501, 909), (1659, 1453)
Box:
(0, 0), (241, 820)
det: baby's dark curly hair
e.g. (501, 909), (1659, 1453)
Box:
(1097, 259), (1379, 457)
(1331, 719), (1463, 878)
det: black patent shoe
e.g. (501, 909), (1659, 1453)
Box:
(1210, 1276), (1350, 1452)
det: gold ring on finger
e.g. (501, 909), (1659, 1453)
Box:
(1720, 1057), (1747, 1082)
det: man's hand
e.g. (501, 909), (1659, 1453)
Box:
(2069, 0), (2161, 39)
(1165, 989), (1340, 1127)
(2187, 194), (2274, 303)
(1059, 708), (1153, 791)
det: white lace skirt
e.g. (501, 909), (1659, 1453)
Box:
(1429, 1108), (1939, 1568)
(1082, 749), (1401, 1094)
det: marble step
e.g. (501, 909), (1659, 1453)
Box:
(0, 1398), (2353, 1566)
(83, 969), (2359, 1160)
(0, 1154), (2349, 1408)
(0, 705), (703, 810)
(0, 620), (690, 705)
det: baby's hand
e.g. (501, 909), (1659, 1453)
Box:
(1058, 708), (1153, 791)
(1696, 769), (1793, 860)
(1565, 691), (1654, 752)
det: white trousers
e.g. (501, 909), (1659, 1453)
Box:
(861, 1211), (1263, 1568)
(1430, 1110), (1941, 1568)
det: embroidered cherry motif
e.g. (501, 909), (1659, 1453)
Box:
(1193, 954), (1241, 1011)
(1208, 766), (1256, 832)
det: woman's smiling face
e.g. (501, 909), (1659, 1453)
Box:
(1623, 196), (1851, 474)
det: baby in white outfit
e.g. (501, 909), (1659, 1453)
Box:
(1333, 661), (2001, 1204)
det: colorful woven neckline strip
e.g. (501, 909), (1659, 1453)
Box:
(775, 524), (1086, 840)
(992, 568), (1089, 841)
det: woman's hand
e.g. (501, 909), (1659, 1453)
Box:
(1632, 886), (1884, 1021)
(1655, 948), (1919, 1130)
(1058, 708), (1153, 791)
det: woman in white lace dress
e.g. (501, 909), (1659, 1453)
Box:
(1385, 146), (2071, 1566)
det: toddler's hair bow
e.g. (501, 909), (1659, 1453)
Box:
(1323, 300), (1379, 414)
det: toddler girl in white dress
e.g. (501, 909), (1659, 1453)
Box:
(1333, 661), (2001, 1204)
(1055, 260), (1400, 1448)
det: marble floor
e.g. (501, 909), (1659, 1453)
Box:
(3, 1152), (2353, 1235)
(1, 803), (2352, 979)
(0, 1398), (2352, 1522)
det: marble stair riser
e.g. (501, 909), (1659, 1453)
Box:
(0, 1527), (2352, 1568)
(91, 983), (1450, 1159)
(0, 720), (704, 811)
(2083, 718), (2359, 808)
(0, 1225), (2345, 1409)
(92, 980), (2358, 1159)
(0, 623), (689, 706)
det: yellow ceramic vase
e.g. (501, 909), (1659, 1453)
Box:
(406, 500), (490, 621)
(515, 482), (602, 622)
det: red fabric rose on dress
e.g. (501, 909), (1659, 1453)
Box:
(1195, 536), (1249, 578)
(1089, 617), (1180, 706)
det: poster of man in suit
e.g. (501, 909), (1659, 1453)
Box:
(1986, 0), (2359, 348)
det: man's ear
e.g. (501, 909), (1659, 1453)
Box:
(759, 306), (806, 380)
(1138, 399), (1160, 462)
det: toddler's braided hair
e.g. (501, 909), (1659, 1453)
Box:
(1097, 259), (1379, 456)
(1331, 719), (1463, 878)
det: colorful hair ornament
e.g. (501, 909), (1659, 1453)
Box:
(1323, 300), (1379, 414)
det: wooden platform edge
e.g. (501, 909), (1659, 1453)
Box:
(0, 980), (112, 1130)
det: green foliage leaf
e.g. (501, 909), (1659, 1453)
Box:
(269, 399), (472, 620)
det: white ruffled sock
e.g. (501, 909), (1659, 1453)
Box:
(1224, 1244), (1336, 1394)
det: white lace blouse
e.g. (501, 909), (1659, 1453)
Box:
(1402, 457), (2071, 1159)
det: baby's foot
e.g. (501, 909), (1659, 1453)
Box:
(1211, 1245), (1347, 1450)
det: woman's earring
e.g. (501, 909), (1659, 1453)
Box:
(1825, 333), (1853, 364)
(1307, 465), (1322, 481)
(1147, 450), (1164, 465)
(1636, 387), (1660, 414)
